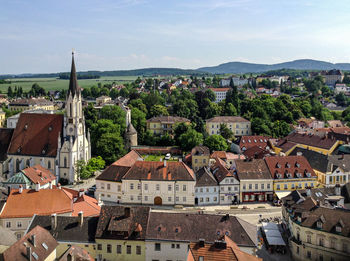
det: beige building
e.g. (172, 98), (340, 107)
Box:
(122, 161), (196, 206)
(146, 115), (190, 136)
(282, 188), (350, 261)
(0, 109), (5, 127)
(191, 146), (210, 171)
(95, 95), (112, 106)
(206, 116), (251, 136)
(8, 98), (55, 112)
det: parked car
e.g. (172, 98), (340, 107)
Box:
(88, 185), (96, 193)
(165, 153), (171, 160)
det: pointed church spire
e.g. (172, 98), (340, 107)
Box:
(68, 51), (80, 97)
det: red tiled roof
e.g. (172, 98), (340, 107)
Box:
(122, 161), (195, 181)
(276, 133), (337, 151)
(72, 194), (101, 217)
(211, 151), (228, 159)
(265, 156), (316, 179)
(112, 150), (142, 167)
(243, 146), (270, 159)
(8, 113), (63, 157)
(22, 165), (56, 186)
(0, 188), (73, 218)
(235, 159), (272, 180)
(2, 225), (58, 261)
(239, 136), (270, 150)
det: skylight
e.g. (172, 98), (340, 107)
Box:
(32, 252), (39, 260)
(42, 242), (48, 250)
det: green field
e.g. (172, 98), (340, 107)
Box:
(0, 76), (139, 93)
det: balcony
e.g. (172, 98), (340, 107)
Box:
(290, 236), (302, 245)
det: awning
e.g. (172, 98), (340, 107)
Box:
(275, 191), (291, 199)
(266, 236), (286, 246)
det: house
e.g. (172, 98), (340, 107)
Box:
(212, 158), (240, 204)
(27, 214), (99, 258)
(191, 146), (210, 171)
(8, 98), (55, 112)
(145, 212), (258, 261)
(95, 206), (150, 261)
(210, 151), (245, 168)
(206, 116), (251, 136)
(235, 159), (273, 202)
(0, 128), (13, 177)
(3, 54), (91, 184)
(220, 77), (249, 87)
(327, 120), (344, 128)
(57, 245), (94, 261)
(282, 188), (350, 261)
(2, 165), (56, 191)
(1, 225), (58, 261)
(187, 236), (262, 261)
(194, 167), (219, 205)
(334, 83), (350, 94)
(146, 116), (190, 136)
(208, 87), (231, 103)
(294, 117), (325, 134)
(264, 156), (318, 198)
(321, 69), (344, 87)
(0, 226), (17, 254)
(121, 161), (196, 206)
(0, 185), (100, 240)
(234, 135), (271, 154)
(95, 95), (112, 106)
(289, 147), (350, 187)
(0, 108), (5, 127)
(273, 132), (340, 156)
(95, 150), (142, 203)
(5, 109), (55, 129)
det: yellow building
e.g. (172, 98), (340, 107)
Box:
(191, 146), (210, 171)
(289, 147), (350, 187)
(273, 132), (340, 156)
(95, 206), (149, 261)
(8, 98), (55, 112)
(206, 116), (251, 136)
(0, 109), (5, 127)
(146, 115), (190, 136)
(282, 189), (350, 261)
(265, 155), (319, 198)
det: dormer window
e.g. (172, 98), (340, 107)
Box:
(317, 221), (323, 229)
(24, 124), (28, 130)
(276, 163), (281, 168)
(242, 140), (245, 143)
(260, 139), (263, 142)
(254, 139), (257, 142)
(248, 139), (251, 143)
(336, 226), (342, 233)
(48, 126), (53, 132)
(285, 163), (290, 168)
(295, 162), (300, 168)
(17, 147), (21, 153)
(297, 216), (301, 222)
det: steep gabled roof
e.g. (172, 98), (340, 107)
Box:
(196, 167), (218, 187)
(8, 113), (63, 157)
(211, 158), (235, 183)
(0, 128), (13, 161)
(21, 165), (56, 186)
(277, 132), (337, 150)
(235, 159), (272, 180)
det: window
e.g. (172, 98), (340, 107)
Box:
(228, 187), (231, 191)
(221, 196), (224, 201)
(127, 245), (131, 254)
(171, 243), (175, 248)
(155, 243), (161, 251)
(183, 197), (186, 202)
(291, 184), (295, 189)
(176, 244), (180, 249)
(137, 183), (141, 190)
(156, 184), (160, 191)
(130, 195), (134, 201)
(5, 221), (11, 228)
(107, 244), (112, 253)
(307, 235), (311, 243)
(118, 185), (121, 192)
(117, 245), (122, 254)
(261, 184), (264, 189)
(267, 184), (270, 189)
(144, 184), (148, 190)
(319, 238), (324, 247)
(130, 183), (134, 190)
(206, 188), (209, 192)
(221, 187), (224, 191)
(243, 184), (246, 190)
(277, 184), (281, 190)
(296, 246), (299, 254)
(255, 184), (258, 189)
(17, 233), (21, 240)
(284, 184), (288, 189)
(195, 188), (198, 193)
(176, 185), (179, 191)
(168, 185), (172, 191)
(183, 185), (187, 191)
(249, 184), (252, 189)
(214, 197), (217, 201)
(168, 197), (172, 202)
(101, 184), (105, 190)
(136, 245), (141, 255)
(330, 240), (335, 249)
(107, 184), (111, 190)
(195, 159), (198, 163)
(307, 250), (311, 259)
(343, 242), (348, 252)
(206, 197), (210, 202)
(145, 196), (148, 201)
(176, 196), (179, 201)
(17, 221), (22, 228)
(138, 195), (141, 201)
(203, 159), (206, 163)
(97, 244), (102, 250)
(234, 186), (238, 191)
(48, 161), (51, 169)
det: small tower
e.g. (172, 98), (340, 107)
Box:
(124, 107), (138, 150)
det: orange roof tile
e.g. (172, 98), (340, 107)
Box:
(112, 150), (142, 167)
(22, 165), (56, 186)
(72, 195), (101, 217)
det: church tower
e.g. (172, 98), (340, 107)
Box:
(59, 52), (91, 184)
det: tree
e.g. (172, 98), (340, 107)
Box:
(219, 124), (233, 140)
(75, 160), (91, 180)
(204, 135), (228, 152)
(96, 132), (126, 165)
(178, 128), (203, 151)
(226, 79), (239, 110)
(86, 156), (105, 174)
(150, 104), (169, 117)
(7, 86), (13, 98)
(100, 105), (126, 133)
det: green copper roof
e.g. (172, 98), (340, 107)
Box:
(2, 172), (31, 185)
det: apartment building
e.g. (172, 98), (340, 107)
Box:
(146, 116), (190, 136)
(194, 167), (219, 205)
(191, 146), (210, 171)
(209, 88), (231, 103)
(8, 98), (55, 112)
(206, 116), (251, 136)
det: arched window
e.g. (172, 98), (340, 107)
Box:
(64, 157), (67, 168)
(70, 103), (72, 116)
(48, 161), (51, 169)
(16, 159), (20, 172)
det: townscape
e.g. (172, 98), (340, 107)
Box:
(0, 53), (350, 261)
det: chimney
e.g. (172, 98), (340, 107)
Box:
(214, 240), (227, 249)
(57, 183), (61, 189)
(316, 200), (320, 207)
(35, 182), (40, 192)
(164, 160), (167, 167)
(51, 213), (57, 230)
(335, 184), (341, 196)
(79, 188), (84, 197)
(199, 239), (205, 247)
(31, 234), (36, 247)
(306, 187), (311, 197)
(78, 211), (84, 227)
(225, 213), (230, 220)
(19, 185), (23, 194)
(124, 207), (131, 218)
(26, 246), (32, 261)
(49, 181), (53, 189)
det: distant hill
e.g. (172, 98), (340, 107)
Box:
(198, 59), (350, 74)
(0, 68), (208, 79)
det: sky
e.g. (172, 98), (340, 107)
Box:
(1, 0), (350, 74)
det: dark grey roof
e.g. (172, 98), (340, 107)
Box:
(68, 52), (80, 98)
(27, 215), (98, 243)
(195, 167), (218, 187)
(289, 147), (328, 173)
